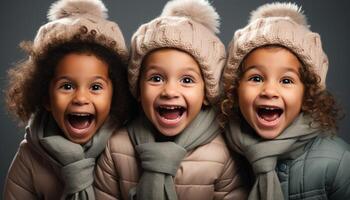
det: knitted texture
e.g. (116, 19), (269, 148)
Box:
(33, 0), (128, 62)
(129, 0), (226, 104)
(223, 2), (328, 88)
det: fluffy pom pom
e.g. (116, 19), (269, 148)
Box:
(161, 0), (220, 33)
(249, 2), (308, 27)
(48, 0), (108, 21)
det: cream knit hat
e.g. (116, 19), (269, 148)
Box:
(223, 2), (328, 87)
(129, 0), (226, 104)
(32, 0), (128, 62)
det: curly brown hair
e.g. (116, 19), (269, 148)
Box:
(220, 45), (342, 133)
(6, 37), (136, 126)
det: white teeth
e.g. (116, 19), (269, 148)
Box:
(159, 105), (183, 110)
(260, 106), (279, 110)
(71, 113), (91, 116)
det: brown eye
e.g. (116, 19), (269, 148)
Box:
(181, 77), (194, 84)
(281, 78), (293, 84)
(248, 75), (263, 82)
(60, 83), (73, 90)
(149, 75), (163, 82)
(91, 84), (103, 91)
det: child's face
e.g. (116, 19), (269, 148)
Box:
(139, 48), (205, 137)
(46, 53), (113, 144)
(238, 47), (304, 139)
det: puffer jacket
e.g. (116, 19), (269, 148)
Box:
(94, 128), (248, 200)
(276, 135), (350, 199)
(3, 133), (64, 199)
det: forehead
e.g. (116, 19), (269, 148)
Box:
(142, 48), (201, 73)
(242, 46), (302, 73)
(55, 53), (109, 77)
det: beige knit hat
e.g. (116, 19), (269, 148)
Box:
(32, 0), (128, 62)
(223, 2), (328, 88)
(129, 0), (226, 104)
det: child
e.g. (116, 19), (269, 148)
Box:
(94, 0), (247, 199)
(221, 2), (350, 200)
(3, 0), (132, 199)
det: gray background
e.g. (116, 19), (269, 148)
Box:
(1, 0), (349, 192)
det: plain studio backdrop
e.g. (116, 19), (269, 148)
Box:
(1, 0), (349, 192)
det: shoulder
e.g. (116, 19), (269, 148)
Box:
(185, 134), (231, 165)
(306, 135), (350, 160)
(106, 127), (135, 157)
(292, 136), (350, 190)
(5, 139), (42, 195)
(16, 139), (39, 166)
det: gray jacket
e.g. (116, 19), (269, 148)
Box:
(276, 135), (350, 199)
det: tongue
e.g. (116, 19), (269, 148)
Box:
(160, 110), (181, 120)
(68, 116), (91, 129)
(259, 110), (280, 122)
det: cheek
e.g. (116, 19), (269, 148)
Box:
(285, 88), (304, 108)
(49, 94), (67, 111)
(237, 86), (253, 107)
(186, 89), (205, 108)
(140, 89), (155, 105)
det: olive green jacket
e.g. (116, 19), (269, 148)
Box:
(276, 135), (350, 199)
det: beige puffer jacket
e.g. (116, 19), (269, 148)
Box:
(94, 128), (247, 200)
(3, 139), (64, 200)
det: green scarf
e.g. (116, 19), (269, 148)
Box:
(225, 114), (319, 200)
(28, 111), (116, 200)
(127, 108), (220, 200)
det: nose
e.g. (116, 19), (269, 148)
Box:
(259, 81), (279, 99)
(160, 81), (179, 99)
(72, 88), (90, 105)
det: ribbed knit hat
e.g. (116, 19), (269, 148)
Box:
(223, 2), (328, 88)
(129, 0), (226, 104)
(32, 0), (128, 62)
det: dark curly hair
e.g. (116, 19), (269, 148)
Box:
(6, 37), (136, 126)
(220, 45), (342, 133)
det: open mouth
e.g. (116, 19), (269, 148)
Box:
(157, 105), (186, 120)
(67, 113), (94, 129)
(64, 113), (96, 140)
(257, 106), (283, 122)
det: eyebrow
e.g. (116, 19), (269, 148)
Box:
(242, 65), (260, 73)
(54, 75), (110, 83)
(145, 65), (202, 75)
(243, 65), (300, 74)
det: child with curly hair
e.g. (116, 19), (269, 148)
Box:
(3, 0), (133, 199)
(220, 2), (350, 200)
(94, 0), (247, 199)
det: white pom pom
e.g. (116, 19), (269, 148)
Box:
(161, 0), (220, 33)
(249, 2), (308, 27)
(48, 0), (108, 21)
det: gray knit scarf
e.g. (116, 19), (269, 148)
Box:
(127, 108), (220, 200)
(28, 111), (115, 200)
(225, 114), (319, 200)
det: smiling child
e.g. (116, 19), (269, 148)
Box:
(3, 0), (132, 199)
(94, 0), (247, 199)
(221, 2), (350, 199)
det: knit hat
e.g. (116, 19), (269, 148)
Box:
(223, 2), (328, 88)
(129, 0), (226, 104)
(32, 0), (128, 62)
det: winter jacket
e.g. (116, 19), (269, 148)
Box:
(3, 136), (64, 200)
(276, 135), (350, 199)
(94, 128), (248, 200)
(3, 112), (115, 200)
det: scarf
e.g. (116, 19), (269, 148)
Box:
(127, 108), (220, 200)
(28, 111), (116, 200)
(225, 114), (319, 200)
